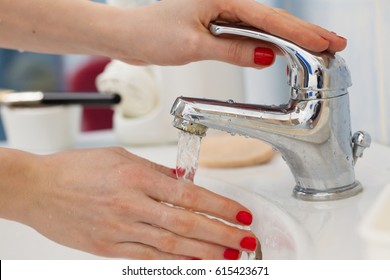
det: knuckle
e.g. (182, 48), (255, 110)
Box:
(259, 9), (279, 32)
(227, 40), (245, 64)
(179, 187), (200, 206)
(140, 249), (159, 260)
(180, 32), (203, 63)
(92, 240), (115, 257)
(174, 214), (197, 236)
(159, 232), (179, 253)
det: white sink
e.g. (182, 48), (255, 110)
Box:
(199, 177), (312, 259)
(1, 131), (390, 259)
(197, 142), (390, 259)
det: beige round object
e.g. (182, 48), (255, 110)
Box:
(199, 134), (275, 168)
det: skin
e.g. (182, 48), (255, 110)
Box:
(0, 0), (347, 259)
(0, 147), (255, 259)
(0, 0), (346, 66)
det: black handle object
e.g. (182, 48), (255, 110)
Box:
(41, 92), (121, 105)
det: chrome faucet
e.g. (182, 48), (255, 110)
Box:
(170, 22), (371, 201)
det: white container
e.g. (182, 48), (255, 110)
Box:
(1, 105), (81, 154)
(359, 183), (390, 259)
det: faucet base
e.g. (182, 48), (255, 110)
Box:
(293, 181), (363, 201)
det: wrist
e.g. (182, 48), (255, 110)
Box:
(0, 148), (43, 224)
(91, 5), (152, 64)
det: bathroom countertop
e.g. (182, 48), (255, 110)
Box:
(1, 129), (390, 259)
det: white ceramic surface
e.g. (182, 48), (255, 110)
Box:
(359, 184), (390, 259)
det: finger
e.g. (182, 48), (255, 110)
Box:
(147, 203), (257, 253)
(199, 34), (276, 68)
(230, 0), (332, 52)
(109, 147), (177, 179)
(144, 175), (253, 227)
(273, 8), (347, 52)
(118, 222), (232, 260)
(110, 241), (190, 260)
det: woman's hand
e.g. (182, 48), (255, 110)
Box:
(4, 147), (256, 260)
(0, 0), (346, 68)
(112, 0), (347, 66)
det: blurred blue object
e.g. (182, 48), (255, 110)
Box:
(0, 49), (64, 141)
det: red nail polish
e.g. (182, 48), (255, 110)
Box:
(224, 248), (240, 260)
(175, 167), (186, 177)
(191, 257), (201, 260)
(254, 47), (274, 66)
(236, 211), (253, 225)
(172, 168), (177, 175)
(240, 237), (257, 251)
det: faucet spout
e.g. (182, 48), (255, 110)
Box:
(171, 93), (360, 201)
(170, 23), (371, 201)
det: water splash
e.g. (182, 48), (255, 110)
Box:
(175, 130), (258, 260)
(176, 130), (202, 182)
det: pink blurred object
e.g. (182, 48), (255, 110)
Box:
(68, 57), (113, 131)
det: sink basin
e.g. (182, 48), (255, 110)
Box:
(199, 177), (312, 259)
(197, 141), (390, 259)
(1, 131), (390, 259)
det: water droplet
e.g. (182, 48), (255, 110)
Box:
(227, 99), (234, 104)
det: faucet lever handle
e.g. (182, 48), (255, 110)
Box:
(352, 131), (371, 165)
(209, 22), (351, 97)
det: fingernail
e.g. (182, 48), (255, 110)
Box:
(240, 237), (257, 251)
(224, 248), (240, 260)
(330, 32), (347, 40)
(254, 47), (274, 66)
(236, 211), (253, 225)
(172, 168), (177, 176)
(175, 167), (185, 177)
(191, 257), (201, 260)
(337, 35), (347, 40)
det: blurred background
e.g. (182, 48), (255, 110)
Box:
(1, 0), (389, 146)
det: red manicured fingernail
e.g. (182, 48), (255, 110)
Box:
(240, 237), (257, 251)
(175, 167), (185, 177)
(224, 248), (240, 260)
(191, 257), (201, 260)
(172, 168), (177, 175)
(254, 47), (274, 66)
(236, 211), (253, 225)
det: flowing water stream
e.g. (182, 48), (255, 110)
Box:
(175, 130), (257, 260)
